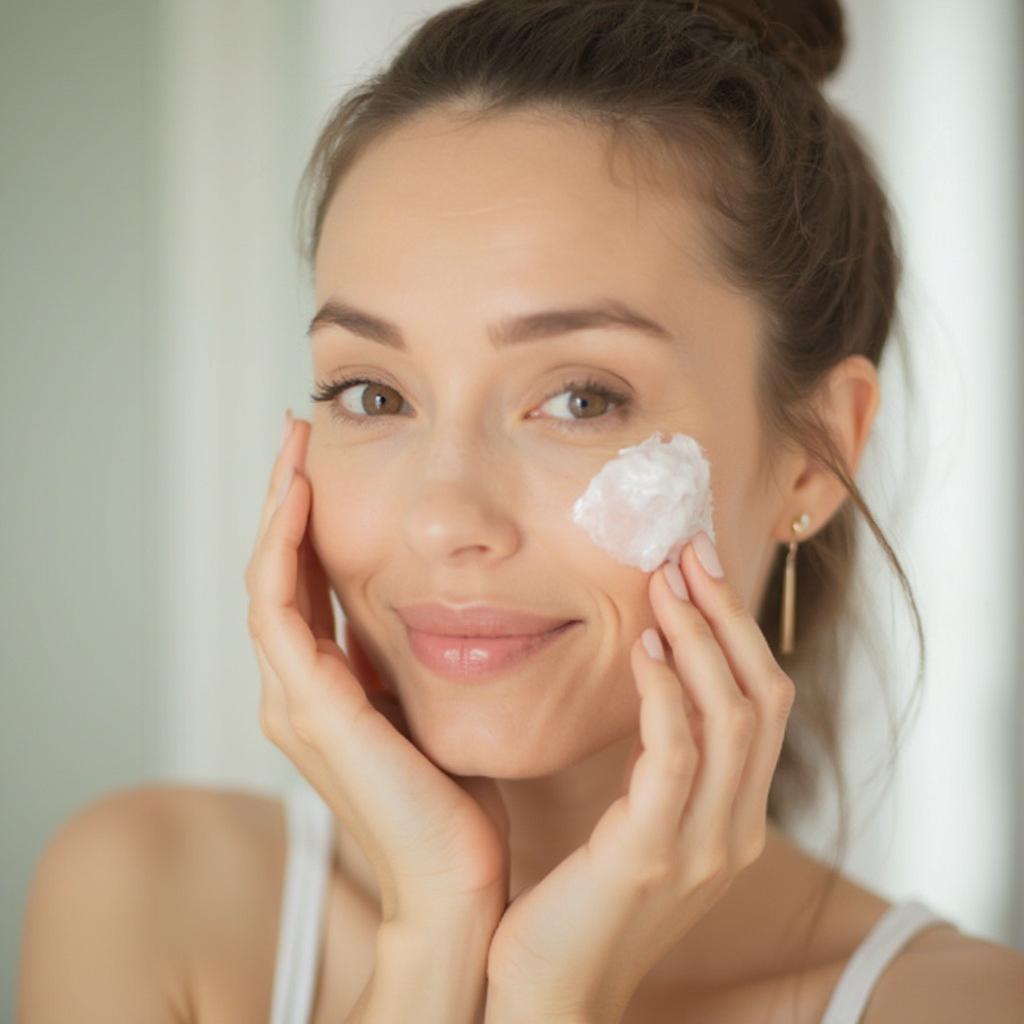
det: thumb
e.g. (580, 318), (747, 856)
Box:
(619, 734), (644, 799)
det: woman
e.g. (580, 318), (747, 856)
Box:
(18, 1), (1024, 1022)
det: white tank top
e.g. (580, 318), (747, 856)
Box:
(267, 780), (952, 1024)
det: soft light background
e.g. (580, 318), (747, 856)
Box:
(2, 0), (1021, 1013)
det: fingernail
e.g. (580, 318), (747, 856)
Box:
(693, 531), (723, 578)
(663, 559), (690, 601)
(275, 465), (295, 508)
(641, 627), (665, 661)
(278, 408), (293, 452)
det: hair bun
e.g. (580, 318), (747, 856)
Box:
(707, 0), (846, 85)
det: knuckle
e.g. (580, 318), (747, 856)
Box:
(247, 602), (266, 641)
(686, 613), (716, 643)
(768, 672), (796, 720)
(658, 620), (686, 649)
(632, 857), (674, 893)
(727, 701), (757, 744)
(289, 706), (320, 746)
(741, 829), (767, 867)
(690, 844), (729, 886)
(773, 671), (797, 707)
(657, 745), (696, 777)
(718, 583), (748, 620)
(259, 703), (281, 742)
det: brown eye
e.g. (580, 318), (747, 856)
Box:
(309, 375), (412, 427)
(537, 381), (625, 424)
(566, 387), (612, 419)
(310, 373), (631, 432)
(344, 380), (404, 417)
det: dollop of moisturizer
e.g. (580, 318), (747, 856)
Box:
(569, 431), (716, 572)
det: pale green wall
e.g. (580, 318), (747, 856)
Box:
(1, 3), (161, 1016)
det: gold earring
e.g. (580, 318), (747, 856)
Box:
(780, 512), (811, 655)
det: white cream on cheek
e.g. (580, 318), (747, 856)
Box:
(568, 430), (716, 572)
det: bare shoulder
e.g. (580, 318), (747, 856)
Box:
(17, 783), (288, 1024)
(126, 783), (290, 1020)
(862, 923), (1024, 1024)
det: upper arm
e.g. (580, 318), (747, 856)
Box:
(862, 930), (1024, 1024)
(16, 786), (194, 1023)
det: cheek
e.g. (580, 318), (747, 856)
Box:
(529, 465), (653, 655)
(515, 432), (637, 544)
(306, 453), (399, 578)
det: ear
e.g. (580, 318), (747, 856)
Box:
(773, 354), (880, 542)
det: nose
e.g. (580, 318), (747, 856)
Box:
(403, 480), (520, 566)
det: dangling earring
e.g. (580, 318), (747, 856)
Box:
(780, 512), (811, 655)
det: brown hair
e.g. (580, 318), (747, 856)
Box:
(294, 0), (927, 1000)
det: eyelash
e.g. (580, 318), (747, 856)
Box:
(308, 373), (633, 431)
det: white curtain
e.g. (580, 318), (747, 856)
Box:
(153, 0), (317, 789)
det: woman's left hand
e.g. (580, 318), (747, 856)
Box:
(483, 533), (797, 1024)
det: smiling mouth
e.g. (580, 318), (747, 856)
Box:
(402, 620), (579, 681)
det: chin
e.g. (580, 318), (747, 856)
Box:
(400, 704), (574, 779)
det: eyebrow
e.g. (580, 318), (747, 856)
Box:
(306, 298), (676, 349)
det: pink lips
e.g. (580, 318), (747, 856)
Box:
(395, 602), (574, 637)
(394, 602), (580, 681)
(403, 621), (577, 680)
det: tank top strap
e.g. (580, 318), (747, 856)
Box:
(268, 778), (335, 1024)
(820, 898), (951, 1024)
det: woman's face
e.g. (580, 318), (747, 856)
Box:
(306, 109), (781, 777)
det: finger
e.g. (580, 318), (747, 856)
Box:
(297, 526), (336, 642)
(246, 413), (300, 598)
(678, 538), (790, 706)
(729, 691), (790, 865)
(267, 419), (336, 645)
(677, 539), (796, 859)
(312, 634), (410, 739)
(256, 413), (309, 549)
(649, 560), (754, 846)
(249, 465), (362, 744)
(625, 628), (698, 850)
(618, 733), (644, 799)
(254, 634), (303, 748)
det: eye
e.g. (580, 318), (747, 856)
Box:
(309, 375), (410, 427)
(309, 374), (632, 430)
(533, 376), (632, 429)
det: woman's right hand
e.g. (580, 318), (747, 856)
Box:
(244, 410), (510, 925)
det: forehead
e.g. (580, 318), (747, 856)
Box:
(313, 109), (719, 314)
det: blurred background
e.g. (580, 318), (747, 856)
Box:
(2, 0), (1022, 1014)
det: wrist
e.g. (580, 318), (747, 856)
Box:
(379, 907), (500, 955)
(366, 910), (500, 1024)
(384, 879), (507, 928)
(381, 888), (504, 945)
(484, 986), (603, 1024)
